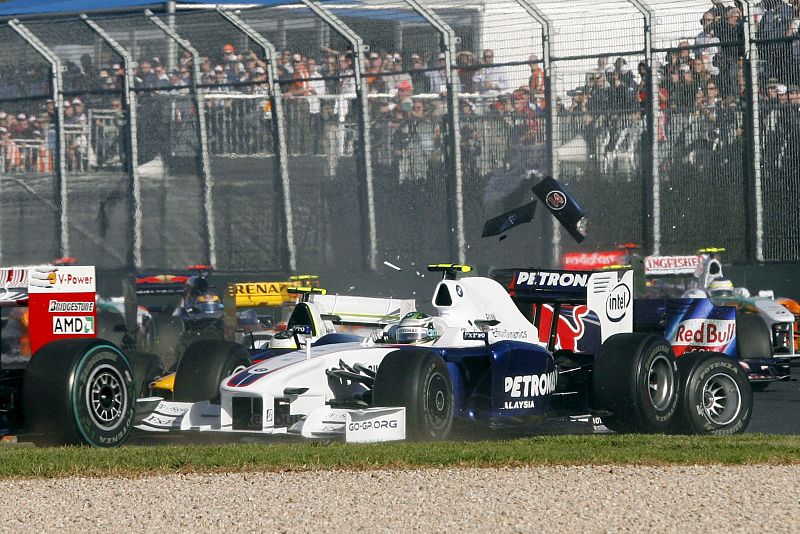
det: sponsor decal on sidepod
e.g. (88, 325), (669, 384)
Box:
(669, 318), (735, 356)
(53, 315), (95, 335)
(503, 370), (557, 409)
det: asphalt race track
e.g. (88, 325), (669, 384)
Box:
(747, 377), (800, 434)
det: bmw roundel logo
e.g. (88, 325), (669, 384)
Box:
(456, 285), (463, 297)
(545, 190), (567, 211)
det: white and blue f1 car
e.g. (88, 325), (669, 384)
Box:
(135, 264), (753, 442)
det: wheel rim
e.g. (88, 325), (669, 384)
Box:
(86, 364), (128, 431)
(701, 372), (741, 426)
(647, 354), (675, 412)
(426, 372), (450, 430)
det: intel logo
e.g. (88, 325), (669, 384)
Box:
(606, 283), (631, 322)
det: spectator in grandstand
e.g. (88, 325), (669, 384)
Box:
(426, 53), (447, 94)
(320, 54), (339, 95)
(168, 69), (186, 88)
(385, 54), (412, 95)
(365, 52), (387, 94)
(789, 15), (800, 82)
(716, 6), (745, 96)
(673, 40), (693, 69)
(221, 43), (236, 65)
(696, 10), (721, 66)
(71, 99), (87, 125)
(409, 54), (428, 93)
(529, 54), (545, 97)
(280, 49), (295, 76)
(96, 98), (125, 169)
(306, 57), (327, 154)
(336, 53), (357, 154)
(759, 0), (794, 81)
(454, 51), (475, 94)
(473, 49), (508, 95)
(137, 61), (158, 88)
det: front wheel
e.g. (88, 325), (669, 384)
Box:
(22, 339), (136, 447)
(672, 353), (752, 435)
(372, 350), (454, 441)
(173, 340), (251, 403)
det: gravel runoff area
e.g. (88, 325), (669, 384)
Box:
(1, 465), (798, 533)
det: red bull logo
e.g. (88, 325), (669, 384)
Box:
(670, 318), (735, 356)
(535, 304), (589, 351)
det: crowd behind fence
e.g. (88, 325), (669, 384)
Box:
(0, 0), (799, 275)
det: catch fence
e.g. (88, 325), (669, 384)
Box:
(0, 0), (797, 278)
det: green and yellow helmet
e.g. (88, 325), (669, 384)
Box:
(396, 311), (439, 344)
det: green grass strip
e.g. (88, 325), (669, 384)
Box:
(1, 434), (799, 479)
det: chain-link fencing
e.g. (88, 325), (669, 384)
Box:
(0, 0), (798, 283)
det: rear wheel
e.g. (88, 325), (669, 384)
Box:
(173, 340), (251, 403)
(672, 352), (752, 435)
(592, 333), (679, 433)
(372, 350), (454, 441)
(22, 339), (135, 447)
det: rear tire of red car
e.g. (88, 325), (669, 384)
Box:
(671, 352), (752, 435)
(22, 338), (135, 447)
(173, 340), (251, 404)
(592, 333), (679, 433)
(372, 349), (454, 441)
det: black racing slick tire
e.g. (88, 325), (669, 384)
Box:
(592, 333), (679, 433)
(127, 351), (164, 398)
(372, 350), (454, 441)
(22, 339), (135, 447)
(736, 312), (773, 359)
(672, 352), (752, 435)
(173, 340), (251, 403)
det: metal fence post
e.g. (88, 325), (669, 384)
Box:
(82, 14), (142, 271)
(742, 0), (764, 262)
(513, 1), (557, 265)
(8, 19), (69, 260)
(404, 0), (465, 265)
(216, 8), (297, 272)
(628, 0), (657, 254)
(300, 0), (378, 271)
(145, 9), (217, 268)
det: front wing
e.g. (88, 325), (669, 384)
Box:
(135, 398), (406, 443)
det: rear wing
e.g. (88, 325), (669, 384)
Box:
(491, 268), (633, 344)
(1, 265), (97, 354)
(134, 274), (189, 296)
(231, 275), (321, 308)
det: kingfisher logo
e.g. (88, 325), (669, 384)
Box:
(605, 283), (631, 323)
(670, 318), (735, 355)
(53, 315), (95, 335)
